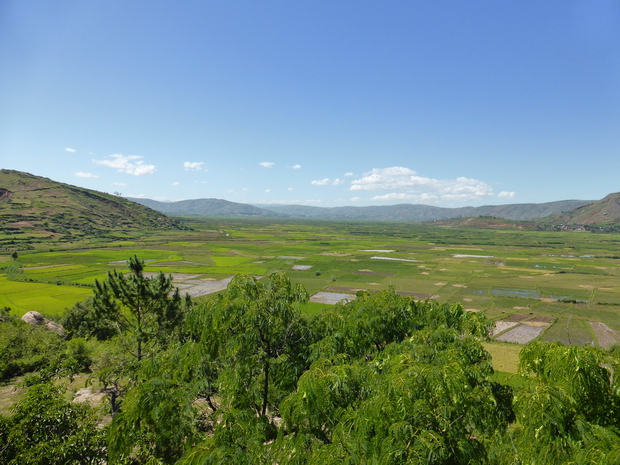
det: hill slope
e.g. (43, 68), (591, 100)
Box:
(127, 196), (592, 222)
(127, 197), (284, 217)
(546, 192), (620, 224)
(256, 200), (592, 221)
(0, 170), (183, 244)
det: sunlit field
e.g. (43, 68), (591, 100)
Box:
(3, 217), (620, 353)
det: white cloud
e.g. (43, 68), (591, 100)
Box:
(498, 191), (516, 199)
(265, 189), (271, 193)
(259, 162), (275, 168)
(113, 182), (127, 186)
(351, 197), (361, 202)
(292, 164), (301, 169)
(311, 178), (330, 186)
(184, 161), (204, 171)
(306, 199), (322, 203)
(288, 187), (294, 191)
(351, 167), (495, 202)
(66, 148), (76, 153)
(371, 193), (414, 201)
(227, 189), (235, 193)
(173, 182), (180, 186)
(242, 188), (249, 191)
(344, 172), (354, 177)
(74, 172), (98, 178)
(93, 154), (156, 176)
(332, 178), (344, 186)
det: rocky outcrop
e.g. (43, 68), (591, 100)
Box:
(21, 311), (67, 337)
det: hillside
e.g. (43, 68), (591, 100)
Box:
(126, 196), (592, 222)
(127, 197), (284, 217)
(545, 192), (620, 225)
(0, 170), (184, 246)
(255, 200), (592, 221)
(427, 216), (539, 230)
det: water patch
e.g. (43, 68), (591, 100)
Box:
(310, 291), (356, 305)
(452, 254), (494, 258)
(469, 288), (541, 299)
(361, 249), (395, 253)
(371, 256), (418, 263)
(277, 256), (304, 260)
(292, 265), (313, 271)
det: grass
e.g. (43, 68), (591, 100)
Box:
(2, 217), (620, 348)
(483, 342), (523, 374)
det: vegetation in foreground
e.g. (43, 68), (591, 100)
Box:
(2, 258), (620, 464)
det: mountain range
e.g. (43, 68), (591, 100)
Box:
(3, 170), (620, 246)
(127, 197), (594, 222)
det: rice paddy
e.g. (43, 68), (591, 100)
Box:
(2, 217), (620, 351)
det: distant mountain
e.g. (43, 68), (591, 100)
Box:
(127, 195), (593, 222)
(545, 193), (620, 225)
(127, 197), (285, 217)
(256, 200), (593, 222)
(0, 170), (183, 242)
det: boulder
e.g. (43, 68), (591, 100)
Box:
(21, 311), (67, 338)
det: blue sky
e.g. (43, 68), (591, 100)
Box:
(2, 1), (620, 207)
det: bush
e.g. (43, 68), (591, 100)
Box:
(60, 298), (116, 341)
(0, 320), (67, 381)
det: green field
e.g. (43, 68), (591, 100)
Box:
(2, 217), (620, 347)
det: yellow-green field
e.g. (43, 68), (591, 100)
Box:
(2, 217), (620, 347)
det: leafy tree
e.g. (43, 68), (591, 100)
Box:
(60, 298), (116, 340)
(501, 341), (620, 464)
(202, 272), (310, 417)
(107, 346), (203, 464)
(0, 383), (106, 464)
(11, 251), (18, 260)
(89, 341), (138, 416)
(93, 255), (190, 361)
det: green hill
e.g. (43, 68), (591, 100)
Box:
(545, 192), (620, 225)
(127, 197), (285, 217)
(0, 170), (184, 247)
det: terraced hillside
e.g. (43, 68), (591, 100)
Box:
(0, 170), (184, 248)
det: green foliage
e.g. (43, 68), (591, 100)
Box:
(107, 349), (200, 464)
(199, 272), (310, 416)
(89, 341), (138, 416)
(60, 298), (117, 340)
(174, 282), (508, 464)
(93, 255), (190, 361)
(0, 319), (67, 381)
(506, 341), (620, 463)
(0, 383), (106, 464)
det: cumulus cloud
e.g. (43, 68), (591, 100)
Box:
(265, 189), (271, 193)
(74, 172), (98, 178)
(93, 154), (156, 176)
(259, 162), (275, 168)
(66, 148), (76, 153)
(311, 178), (330, 186)
(332, 178), (344, 186)
(344, 172), (354, 177)
(173, 182), (180, 186)
(288, 187), (294, 191)
(184, 161), (204, 171)
(351, 167), (497, 202)
(292, 164), (301, 169)
(498, 191), (516, 198)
